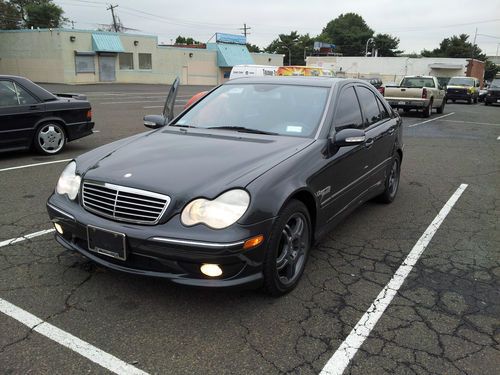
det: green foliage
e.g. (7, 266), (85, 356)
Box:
(421, 34), (486, 60)
(175, 36), (201, 45)
(0, 0), (21, 29)
(265, 31), (313, 65)
(0, 0), (66, 29)
(373, 33), (402, 57)
(484, 60), (499, 81)
(246, 43), (260, 53)
(319, 13), (374, 56)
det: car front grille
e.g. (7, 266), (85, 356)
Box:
(448, 88), (467, 94)
(82, 181), (170, 225)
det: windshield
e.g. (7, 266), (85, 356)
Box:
(448, 77), (474, 86)
(400, 77), (435, 88)
(490, 79), (500, 88)
(174, 83), (329, 137)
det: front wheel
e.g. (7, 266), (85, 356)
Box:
(34, 122), (66, 155)
(263, 200), (311, 296)
(377, 154), (401, 204)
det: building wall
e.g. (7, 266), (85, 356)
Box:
(0, 30), (64, 82)
(306, 56), (473, 83)
(0, 29), (283, 85)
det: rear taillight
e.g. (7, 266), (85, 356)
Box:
(422, 88), (427, 99)
(378, 87), (385, 96)
(86, 109), (92, 120)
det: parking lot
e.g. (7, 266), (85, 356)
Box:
(0, 83), (499, 374)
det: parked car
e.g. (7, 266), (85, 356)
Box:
(47, 77), (403, 296)
(384, 75), (446, 117)
(484, 78), (500, 106)
(0, 75), (94, 155)
(446, 76), (480, 104)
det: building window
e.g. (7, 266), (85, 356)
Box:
(139, 53), (152, 70)
(119, 53), (134, 70)
(75, 53), (95, 73)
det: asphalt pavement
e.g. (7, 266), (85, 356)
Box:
(0, 84), (499, 375)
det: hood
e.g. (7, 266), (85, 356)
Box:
(79, 128), (313, 212)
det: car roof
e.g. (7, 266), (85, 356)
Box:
(226, 76), (349, 88)
(0, 75), (56, 101)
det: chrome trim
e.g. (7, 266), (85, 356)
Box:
(82, 181), (171, 225)
(47, 203), (75, 221)
(151, 237), (245, 249)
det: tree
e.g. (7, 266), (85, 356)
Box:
(265, 31), (313, 65)
(421, 34), (486, 60)
(0, 0), (21, 29)
(373, 33), (402, 57)
(484, 60), (499, 81)
(25, 1), (66, 28)
(175, 36), (201, 45)
(2, 0), (66, 29)
(246, 43), (260, 53)
(320, 13), (374, 56)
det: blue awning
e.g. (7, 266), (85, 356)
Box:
(92, 33), (124, 53)
(213, 44), (254, 67)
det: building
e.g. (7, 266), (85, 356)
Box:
(0, 29), (282, 85)
(306, 56), (485, 85)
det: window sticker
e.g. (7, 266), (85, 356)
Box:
(286, 126), (303, 133)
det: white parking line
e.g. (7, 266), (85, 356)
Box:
(439, 119), (500, 127)
(143, 104), (186, 109)
(408, 112), (455, 127)
(497, 136), (500, 140)
(0, 298), (149, 375)
(0, 229), (55, 248)
(0, 159), (71, 173)
(320, 183), (468, 375)
(99, 100), (166, 105)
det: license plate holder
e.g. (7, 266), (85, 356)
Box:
(87, 225), (127, 260)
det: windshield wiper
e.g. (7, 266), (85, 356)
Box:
(207, 126), (278, 135)
(170, 124), (197, 128)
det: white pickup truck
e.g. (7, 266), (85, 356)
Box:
(384, 76), (446, 117)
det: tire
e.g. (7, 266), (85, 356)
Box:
(467, 98), (472, 104)
(377, 154), (401, 204)
(436, 99), (445, 114)
(473, 97), (478, 104)
(452, 99), (456, 103)
(422, 100), (432, 118)
(33, 122), (66, 155)
(263, 200), (311, 296)
(485, 102), (489, 106)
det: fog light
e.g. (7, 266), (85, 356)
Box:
(200, 264), (222, 277)
(54, 222), (63, 235)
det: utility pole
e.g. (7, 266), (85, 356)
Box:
(107, 4), (119, 32)
(239, 23), (251, 38)
(471, 27), (478, 59)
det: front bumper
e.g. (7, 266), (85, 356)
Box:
(446, 91), (473, 101)
(484, 96), (500, 104)
(47, 194), (275, 288)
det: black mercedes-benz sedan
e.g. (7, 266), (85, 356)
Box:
(47, 76), (403, 296)
(0, 75), (94, 155)
(484, 78), (500, 106)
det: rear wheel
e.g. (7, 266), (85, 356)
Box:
(33, 122), (66, 155)
(436, 99), (445, 114)
(377, 154), (401, 204)
(422, 100), (432, 118)
(263, 200), (311, 296)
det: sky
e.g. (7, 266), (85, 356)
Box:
(54, 0), (500, 56)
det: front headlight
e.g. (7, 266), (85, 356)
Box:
(56, 161), (81, 200)
(181, 189), (250, 229)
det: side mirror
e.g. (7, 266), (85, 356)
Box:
(144, 114), (166, 129)
(332, 128), (366, 147)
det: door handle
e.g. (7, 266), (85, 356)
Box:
(365, 138), (374, 148)
(388, 128), (395, 135)
(29, 105), (39, 110)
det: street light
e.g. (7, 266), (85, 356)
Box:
(365, 38), (374, 57)
(283, 45), (292, 66)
